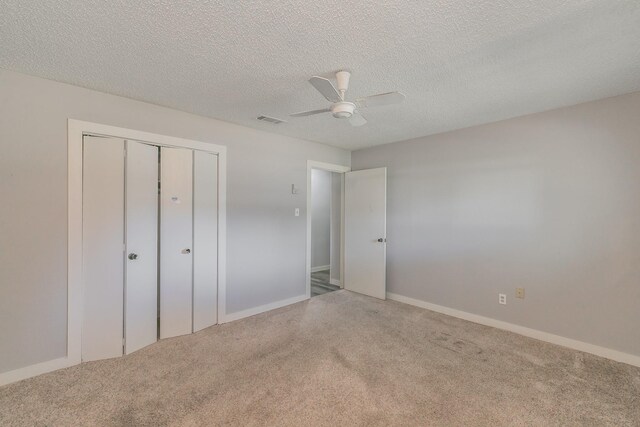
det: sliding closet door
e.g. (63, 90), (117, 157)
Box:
(124, 141), (159, 354)
(160, 147), (193, 338)
(193, 151), (218, 331)
(82, 136), (125, 361)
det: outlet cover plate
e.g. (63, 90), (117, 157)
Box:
(499, 293), (507, 305)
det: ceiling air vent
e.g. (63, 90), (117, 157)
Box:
(257, 115), (286, 124)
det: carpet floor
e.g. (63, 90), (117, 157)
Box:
(1, 290), (639, 426)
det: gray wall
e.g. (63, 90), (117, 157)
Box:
(352, 92), (640, 358)
(330, 173), (342, 282)
(0, 69), (350, 373)
(311, 169), (331, 269)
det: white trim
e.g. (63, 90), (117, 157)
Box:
(311, 265), (330, 273)
(387, 292), (640, 368)
(216, 144), (228, 324)
(66, 119), (228, 371)
(329, 278), (341, 287)
(223, 294), (308, 323)
(0, 357), (74, 387)
(306, 161), (350, 299)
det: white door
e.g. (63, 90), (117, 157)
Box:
(193, 151), (218, 331)
(82, 136), (125, 361)
(160, 147), (193, 338)
(124, 141), (159, 354)
(344, 167), (387, 299)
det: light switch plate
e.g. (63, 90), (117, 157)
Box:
(295, 208), (300, 217)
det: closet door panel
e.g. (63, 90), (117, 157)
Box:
(160, 147), (193, 338)
(125, 141), (159, 354)
(82, 136), (125, 361)
(193, 151), (218, 331)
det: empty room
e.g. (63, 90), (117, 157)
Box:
(1, 1), (639, 425)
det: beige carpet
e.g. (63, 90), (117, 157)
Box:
(1, 290), (639, 426)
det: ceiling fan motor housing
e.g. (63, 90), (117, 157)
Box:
(331, 101), (355, 119)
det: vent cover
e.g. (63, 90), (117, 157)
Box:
(257, 115), (286, 124)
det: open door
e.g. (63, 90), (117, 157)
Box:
(344, 167), (387, 299)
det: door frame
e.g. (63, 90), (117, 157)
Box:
(67, 119), (227, 366)
(306, 160), (351, 298)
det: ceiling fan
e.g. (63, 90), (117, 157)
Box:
(290, 71), (405, 126)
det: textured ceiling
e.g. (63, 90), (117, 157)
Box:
(1, 1), (639, 150)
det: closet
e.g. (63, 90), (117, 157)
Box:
(81, 135), (218, 362)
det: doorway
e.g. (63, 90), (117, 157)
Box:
(310, 169), (342, 296)
(306, 161), (350, 298)
(306, 161), (388, 301)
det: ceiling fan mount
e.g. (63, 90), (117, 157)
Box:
(289, 71), (405, 127)
(334, 70), (351, 95)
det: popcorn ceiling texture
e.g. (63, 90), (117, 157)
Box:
(1, 0), (639, 150)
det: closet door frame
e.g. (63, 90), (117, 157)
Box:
(67, 119), (227, 367)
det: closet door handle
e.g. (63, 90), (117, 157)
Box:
(182, 248), (191, 254)
(128, 253), (139, 260)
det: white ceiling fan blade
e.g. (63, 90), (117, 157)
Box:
(309, 76), (342, 103)
(349, 112), (367, 127)
(356, 92), (405, 109)
(290, 108), (331, 117)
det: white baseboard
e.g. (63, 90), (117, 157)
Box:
(387, 292), (640, 368)
(0, 356), (75, 387)
(9, 291), (636, 387)
(329, 278), (341, 287)
(221, 294), (309, 323)
(311, 265), (330, 273)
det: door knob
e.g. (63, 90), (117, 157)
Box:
(377, 238), (386, 243)
(128, 253), (139, 260)
(182, 248), (191, 254)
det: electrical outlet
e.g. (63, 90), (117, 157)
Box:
(499, 293), (507, 305)
(516, 288), (525, 299)
(294, 208), (300, 217)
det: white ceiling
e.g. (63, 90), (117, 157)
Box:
(1, 1), (639, 150)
